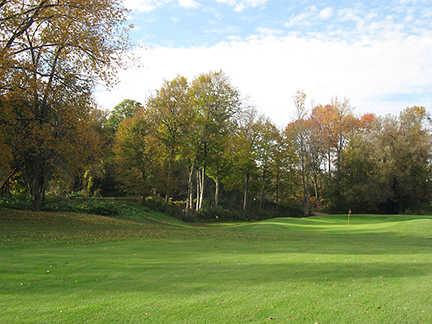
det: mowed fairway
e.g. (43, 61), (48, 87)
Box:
(1, 209), (432, 323)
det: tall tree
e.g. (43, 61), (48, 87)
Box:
(291, 90), (311, 216)
(189, 71), (240, 211)
(113, 110), (163, 198)
(230, 108), (260, 210)
(254, 118), (279, 208)
(147, 76), (192, 202)
(0, 0), (128, 209)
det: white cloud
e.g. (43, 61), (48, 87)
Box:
(178, 0), (200, 9)
(123, 0), (166, 12)
(123, 0), (200, 12)
(123, 0), (266, 12)
(285, 6), (317, 28)
(95, 31), (432, 126)
(337, 8), (359, 22)
(255, 27), (283, 36)
(216, 0), (267, 12)
(319, 7), (333, 20)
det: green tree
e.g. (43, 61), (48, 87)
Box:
(106, 99), (144, 133)
(147, 76), (192, 202)
(254, 118), (279, 208)
(229, 108), (260, 210)
(189, 71), (240, 211)
(113, 111), (163, 198)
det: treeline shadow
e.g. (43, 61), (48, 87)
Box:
(3, 259), (431, 297)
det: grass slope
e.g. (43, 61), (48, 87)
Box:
(1, 208), (432, 323)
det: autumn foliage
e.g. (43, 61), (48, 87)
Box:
(0, 2), (431, 215)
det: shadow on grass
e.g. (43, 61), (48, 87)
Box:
(1, 259), (431, 296)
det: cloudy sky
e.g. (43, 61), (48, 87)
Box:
(95, 0), (432, 125)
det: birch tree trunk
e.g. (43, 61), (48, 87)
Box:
(198, 167), (205, 210)
(214, 176), (219, 207)
(195, 168), (200, 211)
(242, 172), (249, 210)
(275, 166), (280, 204)
(186, 161), (194, 211)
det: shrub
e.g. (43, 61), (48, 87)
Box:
(143, 196), (185, 219)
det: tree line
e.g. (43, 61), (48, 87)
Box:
(102, 74), (431, 216)
(1, 1), (431, 216)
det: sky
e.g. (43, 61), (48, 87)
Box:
(95, 0), (432, 125)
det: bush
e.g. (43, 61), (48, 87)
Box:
(143, 196), (185, 219)
(0, 195), (305, 223)
(0, 197), (31, 210)
(193, 205), (304, 222)
(42, 198), (120, 216)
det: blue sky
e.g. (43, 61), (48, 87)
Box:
(96, 0), (432, 124)
(127, 0), (432, 46)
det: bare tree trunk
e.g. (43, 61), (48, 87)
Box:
(30, 165), (46, 211)
(337, 134), (343, 173)
(312, 173), (319, 203)
(186, 161), (194, 211)
(302, 179), (310, 216)
(275, 166), (280, 204)
(165, 149), (175, 203)
(188, 182), (194, 210)
(300, 148), (309, 216)
(0, 168), (17, 197)
(259, 168), (265, 209)
(198, 167), (205, 210)
(214, 176), (219, 207)
(242, 172), (249, 210)
(195, 168), (200, 211)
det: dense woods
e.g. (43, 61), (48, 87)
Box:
(1, 1), (431, 218)
(106, 78), (431, 217)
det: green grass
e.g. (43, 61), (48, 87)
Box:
(1, 208), (432, 323)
